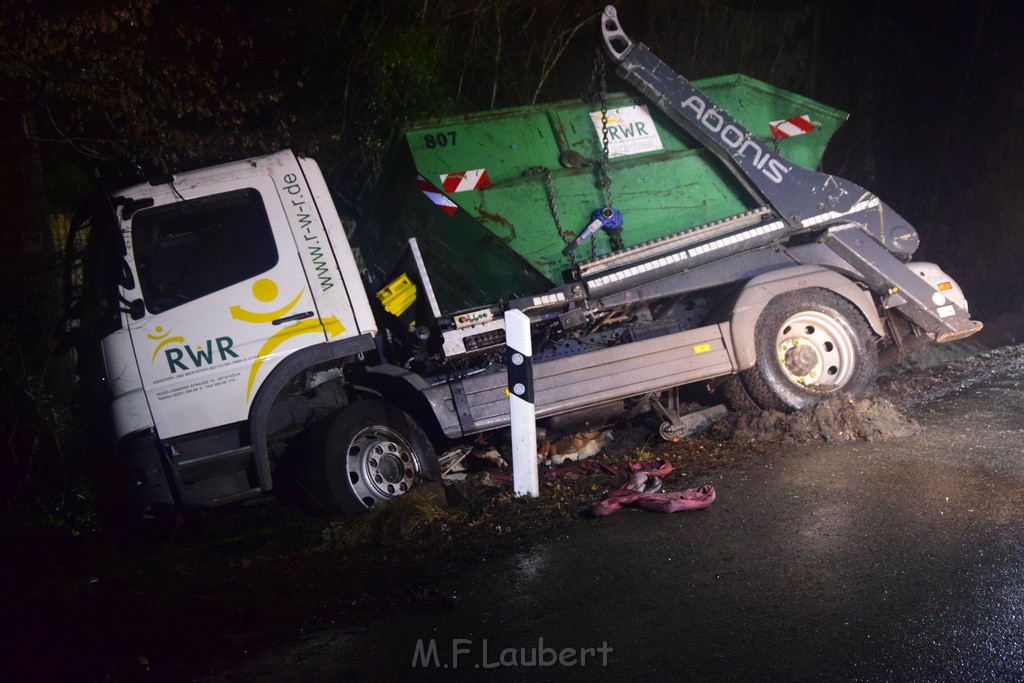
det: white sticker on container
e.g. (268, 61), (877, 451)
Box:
(590, 105), (664, 158)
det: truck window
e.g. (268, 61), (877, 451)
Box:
(132, 188), (278, 314)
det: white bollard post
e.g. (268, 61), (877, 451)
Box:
(504, 309), (539, 497)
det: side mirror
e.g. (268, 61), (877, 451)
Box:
(120, 297), (146, 320)
(130, 299), (146, 320)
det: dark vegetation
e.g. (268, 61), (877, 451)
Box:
(1, 0), (1021, 535)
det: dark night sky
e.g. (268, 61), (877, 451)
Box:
(807, 0), (1024, 315)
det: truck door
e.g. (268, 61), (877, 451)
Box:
(124, 174), (329, 440)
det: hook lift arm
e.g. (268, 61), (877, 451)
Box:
(598, 5), (981, 342)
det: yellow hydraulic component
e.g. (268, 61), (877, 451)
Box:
(377, 273), (417, 318)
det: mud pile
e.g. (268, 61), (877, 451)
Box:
(712, 398), (920, 444)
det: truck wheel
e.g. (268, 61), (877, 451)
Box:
(300, 401), (440, 515)
(718, 375), (760, 412)
(739, 289), (878, 412)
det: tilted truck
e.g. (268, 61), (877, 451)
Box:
(61, 7), (980, 517)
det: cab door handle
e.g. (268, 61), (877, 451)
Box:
(272, 311), (315, 326)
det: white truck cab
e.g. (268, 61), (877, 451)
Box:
(82, 152), (379, 509)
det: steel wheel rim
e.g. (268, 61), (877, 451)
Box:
(348, 426), (417, 500)
(774, 310), (856, 391)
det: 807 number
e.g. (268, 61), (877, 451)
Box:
(424, 131), (457, 148)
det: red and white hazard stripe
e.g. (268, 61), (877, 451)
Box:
(440, 168), (491, 194)
(769, 115), (815, 139)
(416, 175), (458, 216)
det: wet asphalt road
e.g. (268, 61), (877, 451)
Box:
(214, 359), (1024, 682)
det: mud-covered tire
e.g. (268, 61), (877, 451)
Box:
(718, 375), (761, 412)
(299, 401), (440, 515)
(737, 289), (878, 412)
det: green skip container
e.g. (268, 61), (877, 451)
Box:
(359, 75), (847, 314)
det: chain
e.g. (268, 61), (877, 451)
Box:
(530, 50), (618, 265)
(596, 51), (614, 210)
(539, 168), (575, 265)
(585, 48), (604, 103)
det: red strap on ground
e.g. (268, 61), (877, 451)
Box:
(590, 459), (716, 517)
(489, 458), (715, 516)
(591, 484), (716, 516)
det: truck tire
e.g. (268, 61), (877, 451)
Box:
(718, 375), (761, 412)
(300, 401), (440, 515)
(738, 289), (878, 412)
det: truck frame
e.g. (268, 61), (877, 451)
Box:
(62, 6), (980, 517)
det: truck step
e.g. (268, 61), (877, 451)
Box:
(169, 445), (265, 507)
